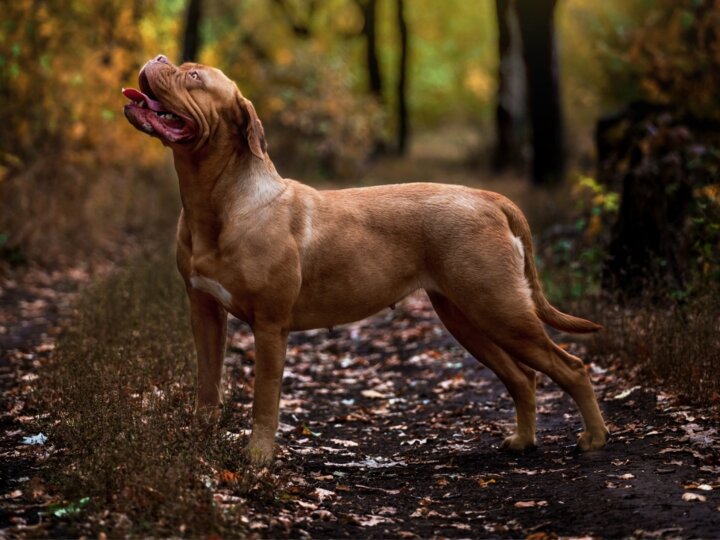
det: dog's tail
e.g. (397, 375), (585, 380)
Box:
(498, 197), (602, 334)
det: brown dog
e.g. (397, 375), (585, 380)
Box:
(123, 55), (609, 463)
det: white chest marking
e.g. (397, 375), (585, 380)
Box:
(300, 198), (315, 250)
(190, 276), (233, 309)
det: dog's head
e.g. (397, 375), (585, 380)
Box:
(122, 55), (266, 158)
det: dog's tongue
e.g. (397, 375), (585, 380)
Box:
(122, 87), (166, 112)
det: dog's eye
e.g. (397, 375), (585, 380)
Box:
(189, 71), (200, 81)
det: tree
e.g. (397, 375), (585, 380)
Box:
(493, 0), (525, 172)
(396, 0), (409, 155)
(598, 1), (720, 295)
(515, 0), (564, 186)
(181, 0), (203, 62)
(359, 0), (383, 100)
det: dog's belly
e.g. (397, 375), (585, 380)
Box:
(289, 277), (423, 331)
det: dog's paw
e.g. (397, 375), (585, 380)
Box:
(500, 434), (537, 453)
(576, 428), (609, 452)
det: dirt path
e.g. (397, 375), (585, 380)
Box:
(219, 295), (720, 538)
(2, 265), (720, 537)
(0, 267), (93, 533)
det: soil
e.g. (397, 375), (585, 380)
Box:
(2, 273), (720, 538)
(222, 295), (720, 538)
(0, 267), (87, 533)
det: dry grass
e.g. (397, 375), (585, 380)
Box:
(585, 290), (720, 406)
(40, 252), (279, 537)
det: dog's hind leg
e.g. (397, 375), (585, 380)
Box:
(428, 291), (537, 451)
(472, 303), (608, 451)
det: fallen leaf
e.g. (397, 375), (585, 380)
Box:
(296, 500), (318, 510)
(350, 514), (394, 526)
(401, 438), (427, 446)
(511, 468), (539, 475)
(217, 470), (238, 484)
(684, 483), (713, 491)
(361, 389), (389, 399)
(324, 458), (406, 469)
(682, 493), (706, 502)
(614, 386), (641, 400)
(312, 488), (335, 502)
(514, 500), (548, 508)
(376, 506), (397, 515)
(49, 497), (90, 517)
(311, 509), (335, 521)
(329, 438), (358, 447)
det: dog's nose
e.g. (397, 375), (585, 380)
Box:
(154, 54), (169, 64)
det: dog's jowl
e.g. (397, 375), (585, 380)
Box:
(123, 55), (609, 464)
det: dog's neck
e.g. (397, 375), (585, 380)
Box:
(173, 146), (285, 253)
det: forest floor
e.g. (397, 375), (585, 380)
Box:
(2, 264), (720, 538)
(1, 143), (720, 537)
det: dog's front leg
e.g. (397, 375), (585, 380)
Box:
(246, 325), (289, 464)
(189, 291), (228, 422)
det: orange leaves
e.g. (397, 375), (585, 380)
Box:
(611, 0), (720, 119)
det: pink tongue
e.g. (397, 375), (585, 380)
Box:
(122, 87), (165, 112)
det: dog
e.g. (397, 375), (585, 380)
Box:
(123, 55), (609, 463)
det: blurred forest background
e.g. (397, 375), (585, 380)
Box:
(1, 0), (719, 396)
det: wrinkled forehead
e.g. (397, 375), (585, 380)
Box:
(181, 62), (237, 92)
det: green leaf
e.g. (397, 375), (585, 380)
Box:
(49, 497), (90, 518)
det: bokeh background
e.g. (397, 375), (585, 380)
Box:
(4, 0), (717, 264)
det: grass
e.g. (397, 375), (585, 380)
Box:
(585, 290), (720, 406)
(40, 251), (279, 537)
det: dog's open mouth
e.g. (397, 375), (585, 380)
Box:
(122, 71), (195, 143)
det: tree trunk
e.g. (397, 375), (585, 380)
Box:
(396, 0), (409, 155)
(181, 0), (203, 63)
(360, 0), (383, 100)
(515, 0), (564, 186)
(493, 0), (526, 172)
(599, 105), (695, 297)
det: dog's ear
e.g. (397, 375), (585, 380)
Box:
(234, 94), (267, 160)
